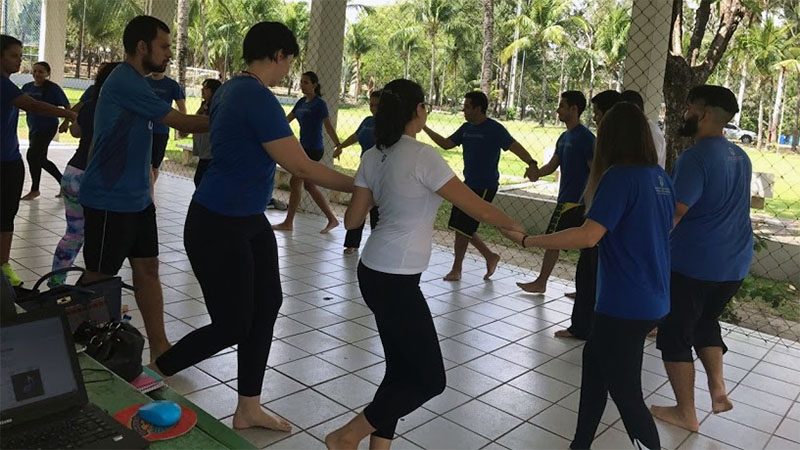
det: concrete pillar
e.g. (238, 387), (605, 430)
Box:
(147, 0), (176, 28)
(301, 0), (347, 213)
(38, 0), (67, 86)
(621, 0), (673, 121)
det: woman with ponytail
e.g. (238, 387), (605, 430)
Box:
(273, 70), (342, 233)
(192, 78), (222, 187)
(325, 79), (524, 449)
(21, 61), (71, 200)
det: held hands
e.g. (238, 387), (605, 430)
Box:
(58, 121), (70, 134)
(333, 145), (342, 159)
(524, 162), (540, 182)
(500, 227), (528, 247)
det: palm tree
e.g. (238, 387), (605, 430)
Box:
(389, 27), (420, 79)
(480, 0), (494, 95)
(176, 0), (190, 89)
(410, 0), (456, 103)
(595, 3), (630, 91)
(742, 18), (791, 148)
(501, 0), (588, 126)
(346, 20), (375, 98)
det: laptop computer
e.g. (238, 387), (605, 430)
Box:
(0, 308), (148, 449)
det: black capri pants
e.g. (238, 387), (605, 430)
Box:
(358, 262), (446, 440)
(155, 201), (283, 396)
(1, 159), (25, 232)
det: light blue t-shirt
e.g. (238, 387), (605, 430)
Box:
(193, 76), (294, 217)
(147, 76), (184, 134)
(1, 76), (23, 162)
(449, 118), (514, 190)
(671, 136), (754, 281)
(21, 81), (70, 134)
(355, 116), (375, 154)
(586, 166), (675, 320)
(555, 124), (595, 203)
(291, 96), (329, 150)
(79, 63), (172, 212)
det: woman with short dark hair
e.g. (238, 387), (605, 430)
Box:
(192, 78), (222, 187)
(150, 22), (353, 432)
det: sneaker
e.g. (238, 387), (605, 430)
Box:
(268, 198), (288, 211)
(1, 263), (23, 287)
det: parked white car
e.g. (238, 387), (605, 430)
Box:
(723, 123), (756, 144)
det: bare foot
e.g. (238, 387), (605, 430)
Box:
(21, 191), (40, 201)
(232, 408), (292, 432)
(650, 405), (699, 432)
(148, 344), (172, 364)
(517, 280), (546, 294)
(565, 292), (576, 299)
(320, 219), (340, 234)
(343, 247), (357, 255)
(710, 388), (733, 414)
(443, 269), (461, 282)
(484, 253), (500, 280)
(554, 329), (575, 338)
(272, 221), (293, 231)
(325, 428), (358, 450)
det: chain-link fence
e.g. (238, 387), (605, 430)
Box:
(4, 0), (799, 342)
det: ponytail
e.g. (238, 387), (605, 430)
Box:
(302, 71), (322, 97)
(374, 78), (424, 150)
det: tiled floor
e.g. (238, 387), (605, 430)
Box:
(10, 144), (800, 449)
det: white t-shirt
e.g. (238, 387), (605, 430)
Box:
(356, 135), (455, 275)
(649, 119), (667, 169)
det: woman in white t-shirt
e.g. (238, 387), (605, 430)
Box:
(325, 79), (524, 449)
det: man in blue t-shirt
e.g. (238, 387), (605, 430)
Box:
(1, 34), (77, 287)
(147, 71), (186, 184)
(424, 91), (538, 281)
(77, 16), (209, 362)
(652, 85), (754, 433)
(516, 91), (595, 295)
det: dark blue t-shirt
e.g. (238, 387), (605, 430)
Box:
(671, 136), (754, 281)
(193, 76), (294, 217)
(356, 116), (375, 154)
(1, 76), (23, 162)
(449, 118), (514, 190)
(79, 85), (95, 103)
(586, 166), (675, 320)
(291, 96), (328, 150)
(21, 81), (69, 134)
(147, 76), (185, 135)
(555, 124), (595, 203)
(79, 63), (173, 212)
(68, 100), (96, 170)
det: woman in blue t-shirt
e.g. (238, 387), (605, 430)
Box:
(150, 22), (353, 433)
(191, 78), (222, 187)
(335, 89), (381, 254)
(502, 103), (675, 450)
(273, 71), (342, 233)
(21, 61), (71, 200)
(49, 62), (121, 288)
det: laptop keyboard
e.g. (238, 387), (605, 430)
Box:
(2, 407), (121, 449)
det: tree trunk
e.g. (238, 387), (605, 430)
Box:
(429, 31), (437, 103)
(735, 63), (746, 126)
(200, 0), (209, 69)
(723, 60), (731, 88)
(355, 57), (362, 97)
(404, 50), (410, 79)
(508, 0), (522, 109)
(588, 58), (595, 114)
(768, 67), (786, 144)
(480, 0), (494, 95)
(176, 0), (190, 89)
(555, 50), (566, 125)
(793, 71), (799, 152)
(756, 85), (764, 149)
(75, 0), (87, 78)
(517, 50), (526, 112)
(539, 47), (548, 127)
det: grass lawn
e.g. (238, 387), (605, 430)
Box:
(18, 89), (800, 220)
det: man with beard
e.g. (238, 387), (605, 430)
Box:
(78, 16), (209, 362)
(651, 85), (753, 432)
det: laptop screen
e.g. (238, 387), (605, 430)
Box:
(0, 316), (79, 412)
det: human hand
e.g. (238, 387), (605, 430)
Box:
(65, 110), (78, 122)
(58, 121), (70, 133)
(525, 165), (539, 182)
(333, 145), (342, 159)
(499, 227), (527, 246)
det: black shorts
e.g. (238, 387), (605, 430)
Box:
(82, 203), (159, 275)
(1, 159), (25, 232)
(546, 202), (585, 234)
(152, 133), (170, 169)
(448, 187), (497, 237)
(656, 272), (744, 363)
(304, 147), (324, 162)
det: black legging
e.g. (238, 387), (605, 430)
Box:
(155, 201), (282, 396)
(0, 159), (25, 232)
(343, 206), (379, 249)
(567, 247), (598, 339)
(572, 313), (661, 450)
(27, 130), (62, 191)
(358, 262), (446, 439)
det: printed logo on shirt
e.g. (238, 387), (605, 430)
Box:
(727, 144), (744, 161)
(462, 132), (486, 139)
(655, 175), (671, 196)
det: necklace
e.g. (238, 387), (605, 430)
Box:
(240, 70), (264, 87)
